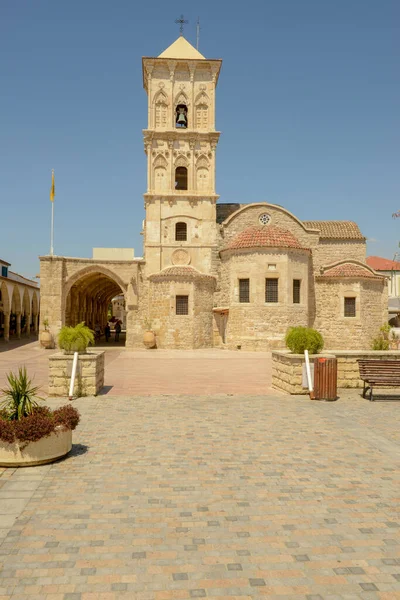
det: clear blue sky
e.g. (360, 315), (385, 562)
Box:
(1, 0), (399, 279)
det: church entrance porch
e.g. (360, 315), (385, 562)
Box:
(65, 270), (127, 347)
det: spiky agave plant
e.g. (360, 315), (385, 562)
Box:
(58, 322), (95, 353)
(0, 367), (43, 421)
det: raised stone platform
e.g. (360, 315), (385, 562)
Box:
(272, 349), (400, 394)
(48, 351), (105, 397)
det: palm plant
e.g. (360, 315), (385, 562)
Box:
(58, 322), (95, 353)
(0, 367), (43, 421)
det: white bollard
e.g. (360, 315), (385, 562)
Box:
(68, 351), (79, 401)
(304, 350), (314, 395)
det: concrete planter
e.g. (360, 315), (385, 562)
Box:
(49, 351), (104, 397)
(272, 350), (400, 394)
(0, 426), (72, 467)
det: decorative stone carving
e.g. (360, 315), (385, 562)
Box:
(172, 249), (191, 266)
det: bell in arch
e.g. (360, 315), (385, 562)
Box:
(176, 105), (188, 128)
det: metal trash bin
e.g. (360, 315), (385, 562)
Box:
(313, 357), (337, 400)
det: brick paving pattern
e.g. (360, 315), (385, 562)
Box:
(0, 391), (400, 599)
(0, 343), (274, 397)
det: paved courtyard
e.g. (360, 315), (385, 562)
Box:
(0, 342), (274, 397)
(1, 389), (400, 599)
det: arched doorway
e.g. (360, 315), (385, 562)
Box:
(65, 270), (127, 346)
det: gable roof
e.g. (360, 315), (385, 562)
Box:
(303, 220), (365, 240)
(366, 256), (400, 271)
(223, 225), (308, 252)
(158, 36), (206, 60)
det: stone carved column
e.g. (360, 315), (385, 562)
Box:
(167, 61), (177, 129)
(3, 313), (10, 342)
(168, 139), (174, 192)
(26, 313), (31, 338)
(34, 314), (39, 334)
(146, 141), (152, 193)
(146, 64), (154, 129)
(189, 138), (196, 192)
(16, 313), (21, 339)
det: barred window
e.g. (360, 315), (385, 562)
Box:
(344, 297), (356, 317)
(175, 222), (187, 241)
(265, 278), (278, 303)
(239, 279), (250, 303)
(176, 295), (189, 315)
(293, 279), (301, 304)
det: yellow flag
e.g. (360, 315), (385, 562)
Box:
(50, 169), (55, 202)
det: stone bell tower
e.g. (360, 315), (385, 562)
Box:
(142, 35), (222, 275)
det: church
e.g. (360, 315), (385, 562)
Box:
(39, 34), (388, 351)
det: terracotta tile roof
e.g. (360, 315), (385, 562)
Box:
(149, 266), (215, 281)
(225, 226), (308, 252)
(320, 262), (383, 279)
(366, 256), (400, 271)
(303, 220), (365, 240)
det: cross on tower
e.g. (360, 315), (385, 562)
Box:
(175, 14), (188, 35)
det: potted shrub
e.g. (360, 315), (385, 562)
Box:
(58, 322), (94, 354)
(285, 326), (324, 355)
(0, 367), (80, 467)
(143, 317), (156, 349)
(40, 318), (53, 349)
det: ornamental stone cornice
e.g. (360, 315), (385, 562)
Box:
(144, 192), (219, 204)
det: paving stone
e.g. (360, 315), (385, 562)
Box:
(0, 387), (400, 598)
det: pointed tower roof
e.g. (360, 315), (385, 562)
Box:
(158, 36), (206, 60)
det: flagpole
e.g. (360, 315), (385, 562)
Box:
(50, 168), (55, 256)
(50, 200), (54, 256)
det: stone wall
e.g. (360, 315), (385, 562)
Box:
(272, 350), (400, 394)
(220, 248), (309, 350)
(314, 278), (388, 350)
(48, 351), (105, 397)
(219, 203), (320, 252)
(313, 240), (366, 270)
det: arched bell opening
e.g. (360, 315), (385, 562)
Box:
(175, 104), (188, 128)
(65, 271), (126, 346)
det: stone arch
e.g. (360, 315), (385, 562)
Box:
(153, 90), (168, 128)
(175, 154), (188, 169)
(196, 155), (210, 191)
(10, 285), (22, 314)
(65, 265), (128, 299)
(221, 202), (311, 233)
(0, 280), (10, 313)
(64, 266), (128, 343)
(153, 155), (168, 192)
(195, 91), (209, 129)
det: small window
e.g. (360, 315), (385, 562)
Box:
(1, 266), (8, 277)
(293, 279), (301, 304)
(175, 222), (187, 241)
(176, 295), (189, 315)
(265, 278), (278, 303)
(175, 167), (188, 190)
(344, 297), (356, 317)
(239, 279), (250, 303)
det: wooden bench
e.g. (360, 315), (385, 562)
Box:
(357, 359), (400, 401)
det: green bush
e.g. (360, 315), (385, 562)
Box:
(0, 367), (42, 420)
(58, 322), (94, 354)
(371, 324), (391, 351)
(285, 326), (324, 354)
